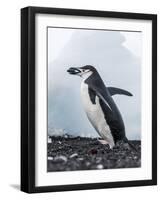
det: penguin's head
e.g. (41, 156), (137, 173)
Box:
(67, 65), (96, 79)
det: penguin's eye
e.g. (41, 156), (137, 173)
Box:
(82, 69), (85, 72)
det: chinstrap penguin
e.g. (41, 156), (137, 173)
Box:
(67, 65), (136, 151)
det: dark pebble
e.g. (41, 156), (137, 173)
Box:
(89, 148), (98, 154)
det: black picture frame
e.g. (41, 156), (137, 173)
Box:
(21, 6), (157, 193)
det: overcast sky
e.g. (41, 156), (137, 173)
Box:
(48, 27), (142, 140)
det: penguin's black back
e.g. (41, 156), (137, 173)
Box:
(99, 98), (126, 143)
(86, 72), (126, 143)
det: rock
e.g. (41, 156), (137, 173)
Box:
(97, 164), (104, 169)
(85, 161), (91, 166)
(53, 155), (67, 163)
(96, 157), (102, 163)
(48, 137), (52, 143)
(78, 157), (84, 161)
(64, 134), (69, 138)
(70, 153), (78, 158)
(48, 156), (53, 160)
(89, 148), (98, 154)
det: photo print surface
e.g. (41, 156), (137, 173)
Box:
(47, 27), (142, 172)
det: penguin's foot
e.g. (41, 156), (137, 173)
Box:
(98, 139), (109, 145)
(98, 139), (114, 150)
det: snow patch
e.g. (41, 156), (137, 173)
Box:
(48, 128), (98, 138)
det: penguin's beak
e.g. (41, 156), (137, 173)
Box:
(67, 67), (81, 75)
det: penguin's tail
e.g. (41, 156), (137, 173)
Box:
(123, 137), (138, 152)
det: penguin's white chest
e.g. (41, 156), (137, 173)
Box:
(80, 81), (114, 147)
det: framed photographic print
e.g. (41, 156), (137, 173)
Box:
(21, 6), (157, 193)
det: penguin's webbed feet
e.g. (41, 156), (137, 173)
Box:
(98, 139), (114, 150)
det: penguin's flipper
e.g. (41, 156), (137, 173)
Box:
(107, 87), (133, 96)
(88, 86), (113, 111)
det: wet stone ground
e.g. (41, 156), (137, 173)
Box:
(47, 136), (141, 172)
